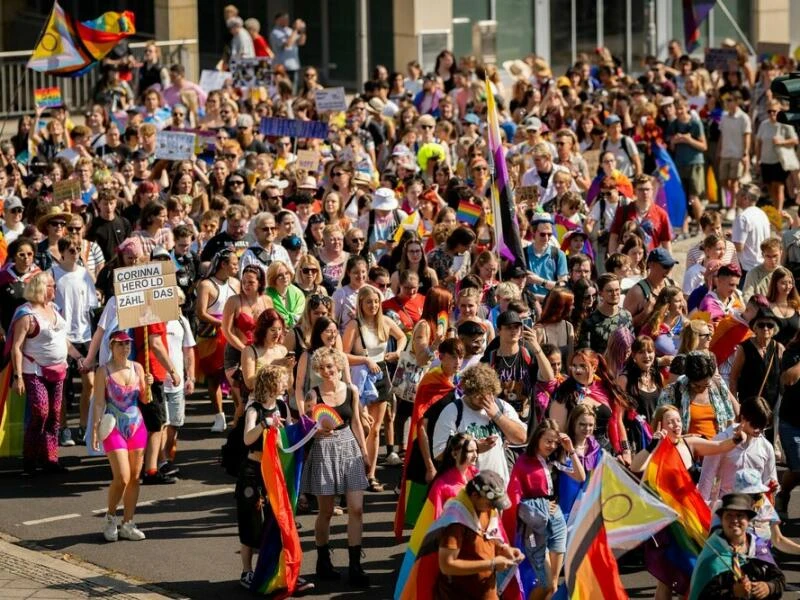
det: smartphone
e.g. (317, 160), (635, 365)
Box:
(521, 316), (534, 329)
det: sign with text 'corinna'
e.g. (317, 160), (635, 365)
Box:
(259, 117), (329, 139)
(113, 261), (180, 329)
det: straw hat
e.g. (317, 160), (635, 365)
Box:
(36, 205), (70, 234)
(502, 59), (532, 81)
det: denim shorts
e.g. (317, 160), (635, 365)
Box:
(779, 420), (800, 472)
(518, 497), (567, 583)
(164, 388), (185, 428)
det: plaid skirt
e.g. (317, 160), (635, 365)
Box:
(301, 427), (368, 496)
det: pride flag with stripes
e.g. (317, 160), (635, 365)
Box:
(485, 80), (525, 268)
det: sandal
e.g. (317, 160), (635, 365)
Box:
(333, 506), (343, 516)
(367, 477), (384, 492)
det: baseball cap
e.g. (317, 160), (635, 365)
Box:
(466, 470), (511, 510)
(646, 248), (678, 268)
(524, 116), (542, 131)
(462, 113), (481, 126)
(263, 178), (289, 190)
(605, 114), (621, 126)
(236, 114), (254, 129)
(496, 311), (523, 328)
(4, 196), (23, 211)
(109, 330), (133, 343)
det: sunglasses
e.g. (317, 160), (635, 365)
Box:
(756, 322), (776, 329)
(332, 172), (346, 177)
(537, 232), (552, 238)
(420, 124), (434, 129)
(9, 207), (23, 213)
(50, 221), (66, 227)
(229, 180), (245, 186)
(349, 237), (365, 244)
(67, 226), (82, 233)
(222, 153), (238, 160)
(309, 294), (332, 305)
(260, 226), (276, 232)
(301, 267), (318, 275)
(473, 166), (488, 172)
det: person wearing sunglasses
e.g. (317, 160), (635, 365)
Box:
(728, 308), (784, 425)
(1, 195), (25, 244)
(292, 254), (326, 298)
(756, 99), (797, 214)
(238, 212), (290, 279)
(35, 207), (70, 272)
(0, 237), (41, 341)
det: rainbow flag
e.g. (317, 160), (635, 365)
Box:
(276, 416), (316, 512)
(0, 364), (27, 458)
(251, 422), (312, 597)
(34, 87), (63, 109)
(641, 439), (710, 593)
(395, 488), (522, 600)
(394, 367), (455, 540)
(27, 1), (135, 77)
(486, 80), (525, 268)
(456, 199), (482, 226)
(563, 456), (628, 599)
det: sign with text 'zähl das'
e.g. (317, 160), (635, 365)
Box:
(113, 261), (180, 329)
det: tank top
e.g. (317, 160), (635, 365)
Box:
(313, 384), (354, 426)
(207, 277), (235, 315)
(774, 311), (800, 346)
(104, 362), (142, 440)
(636, 385), (661, 423)
(358, 319), (387, 362)
(21, 306), (69, 374)
(688, 402), (717, 439)
(738, 339), (780, 408)
(138, 63), (164, 94)
(234, 307), (259, 346)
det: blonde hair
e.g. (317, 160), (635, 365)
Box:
(311, 347), (347, 374)
(24, 272), (51, 304)
(253, 365), (288, 402)
(266, 260), (294, 287)
(355, 285), (388, 342)
(294, 254), (323, 286)
(677, 319), (711, 354)
(494, 281), (521, 301)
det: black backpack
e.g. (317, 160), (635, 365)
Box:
(220, 404), (266, 477)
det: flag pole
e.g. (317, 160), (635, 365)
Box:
(0, 70), (29, 141)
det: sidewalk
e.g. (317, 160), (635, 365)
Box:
(0, 534), (178, 600)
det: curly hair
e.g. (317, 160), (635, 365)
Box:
(460, 363), (501, 398)
(253, 364), (288, 403)
(310, 346), (347, 374)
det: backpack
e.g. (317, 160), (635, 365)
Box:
(786, 230), (800, 284)
(524, 245), (560, 282)
(247, 245), (273, 267)
(220, 403), (266, 477)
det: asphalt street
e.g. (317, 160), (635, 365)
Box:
(2, 391), (800, 600)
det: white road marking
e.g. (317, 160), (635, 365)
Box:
(175, 487), (234, 500)
(22, 513), (81, 526)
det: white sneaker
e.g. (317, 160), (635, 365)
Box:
(59, 428), (75, 447)
(210, 412), (227, 433)
(118, 521), (146, 541)
(102, 514), (118, 542)
(385, 451), (402, 466)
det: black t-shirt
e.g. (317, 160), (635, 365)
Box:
(199, 231), (249, 262)
(480, 345), (539, 420)
(122, 203), (143, 229)
(780, 346), (800, 427)
(87, 215), (132, 261)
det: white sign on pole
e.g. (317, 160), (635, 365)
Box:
(113, 261), (180, 329)
(199, 70), (232, 95)
(155, 131), (196, 161)
(314, 87), (347, 112)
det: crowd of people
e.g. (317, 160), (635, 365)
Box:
(2, 3), (800, 597)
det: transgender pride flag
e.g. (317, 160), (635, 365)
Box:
(485, 81), (525, 268)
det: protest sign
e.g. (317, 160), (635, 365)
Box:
(314, 87), (347, 112)
(114, 261), (180, 329)
(296, 149), (320, 172)
(34, 87), (62, 109)
(155, 131), (196, 161)
(229, 57), (273, 88)
(199, 70), (231, 95)
(52, 179), (81, 203)
(259, 117), (329, 139)
(757, 42), (791, 66)
(704, 48), (738, 72)
(583, 149), (601, 178)
(515, 186), (539, 205)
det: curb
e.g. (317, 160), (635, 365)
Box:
(0, 532), (184, 599)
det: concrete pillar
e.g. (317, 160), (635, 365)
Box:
(392, 0), (453, 72)
(153, 0), (199, 81)
(753, 0), (790, 44)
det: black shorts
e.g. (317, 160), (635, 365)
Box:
(761, 162), (788, 184)
(140, 381), (166, 432)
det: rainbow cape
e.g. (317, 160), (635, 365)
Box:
(0, 304), (38, 458)
(395, 488), (522, 600)
(709, 314), (752, 367)
(652, 141), (687, 230)
(642, 439), (711, 593)
(486, 80), (525, 268)
(394, 367), (455, 539)
(27, 1), (135, 77)
(251, 418), (315, 596)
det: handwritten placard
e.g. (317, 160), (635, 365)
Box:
(704, 48), (739, 72)
(259, 117), (329, 139)
(198, 70), (231, 95)
(52, 179), (81, 203)
(314, 87), (347, 113)
(515, 186), (539, 205)
(34, 87), (62, 109)
(296, 149), (320, 173)
(114, 261), (180, 329)
(155, 131), (196, 161)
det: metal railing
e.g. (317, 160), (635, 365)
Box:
(0, 38), (197, 119)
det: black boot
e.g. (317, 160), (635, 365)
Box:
(315, 544), (340, 580)
(348, 545), (370, 586)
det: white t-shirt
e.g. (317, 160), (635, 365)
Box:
(432, 397), (525, 485)
(3, 222), (24, 245)
(682, 262), (706, 296)
(164, 316), (196, 393)
(97, 296), (118, 366)
(719, 108), (752, 159)
(589, 197), (620, 232)
(52, 264), (98, 343)
(731, 206), (771, 271)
